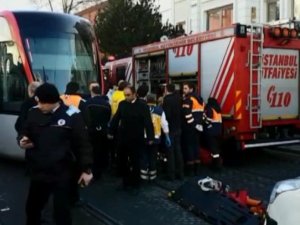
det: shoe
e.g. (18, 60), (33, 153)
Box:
(211, 157), (222, 172)
(127, 187), (140, 196)
(176, 174), (184, 181)
(185, 165), (195, 177)
(116, 184), (129, 191)
(163, 174), (175, 181)
(194, 163), (201, 176)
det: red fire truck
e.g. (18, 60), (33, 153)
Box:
(103, 56), (132, 88)
(129, 23), (300, 150)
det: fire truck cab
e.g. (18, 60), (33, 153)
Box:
(103, 56), (132, 89)
(131, 22), (300, 150)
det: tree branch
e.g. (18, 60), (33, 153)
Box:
(48, 0), (54, 11)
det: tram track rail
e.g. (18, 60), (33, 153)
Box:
(79, 200), (123, 225)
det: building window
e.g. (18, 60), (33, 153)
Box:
(267, 0), (279, 21)
(295, 0), (300, 19)
(207, 5), (233, 31)
(176, 21), (186, 33)
(190, 4), (197, 34)
(175, 21), (186, 36)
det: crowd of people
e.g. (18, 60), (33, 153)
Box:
(15, 79), (223, 225)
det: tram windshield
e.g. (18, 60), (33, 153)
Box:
(15, 13), (99, 95)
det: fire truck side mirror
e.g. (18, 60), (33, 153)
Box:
(235, 23), (247, 38)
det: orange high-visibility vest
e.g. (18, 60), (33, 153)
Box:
(211, 108), (222, 123)
(60, 95), (82, 108)
(190, 96), (205, 113)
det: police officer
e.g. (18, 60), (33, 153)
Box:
(18, 83), (93, 225)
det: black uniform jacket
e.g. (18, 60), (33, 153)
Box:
(163, 92), (182, 135)
(19, 104), (93, 182)
(14, 97), (37, 134)
(82, 95), (111, 134)
(109, 99), (154, 144)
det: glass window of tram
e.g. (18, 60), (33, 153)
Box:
(23, 20), (99, 96)
(0, 17), (27, 113)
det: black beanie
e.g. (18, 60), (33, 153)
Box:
(35, 83), (60, 103)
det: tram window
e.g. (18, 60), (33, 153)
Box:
(26, 33), (98, 95)
(0, 20), (27, 113)
(116, 66), (126, 83)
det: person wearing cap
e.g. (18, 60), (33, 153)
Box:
(60, 81), (85, 110)
(18, 83), (93, 225)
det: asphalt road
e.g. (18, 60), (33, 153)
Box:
(0, 159), (104, 225)
(0, 145), (300, 225)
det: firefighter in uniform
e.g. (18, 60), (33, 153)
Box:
(182, 82), (204, 176)
(203, 97), (222, 170)
(18, 83), (93, 225)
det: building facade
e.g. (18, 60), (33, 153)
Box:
(76, 1), (107, 25)
(156, 0), (300, 33)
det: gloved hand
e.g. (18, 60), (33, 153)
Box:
(165, 135), (171, 148)
(195, 124), (203, 132)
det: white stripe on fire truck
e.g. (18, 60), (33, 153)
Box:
(210, 37), (235, 97)
(214, 51), (234, 99)
(126, 62), (132, 83)
(220, 72), (234, 107)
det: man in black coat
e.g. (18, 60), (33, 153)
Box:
(18, 83), (93, 225)
(82, 81), (111, 178)
(108, 86), (154, 190)
(163, 84), (184, 180)
(15, 81), (41, 134)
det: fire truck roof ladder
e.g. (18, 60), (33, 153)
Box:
(249, 24), (264, 129)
